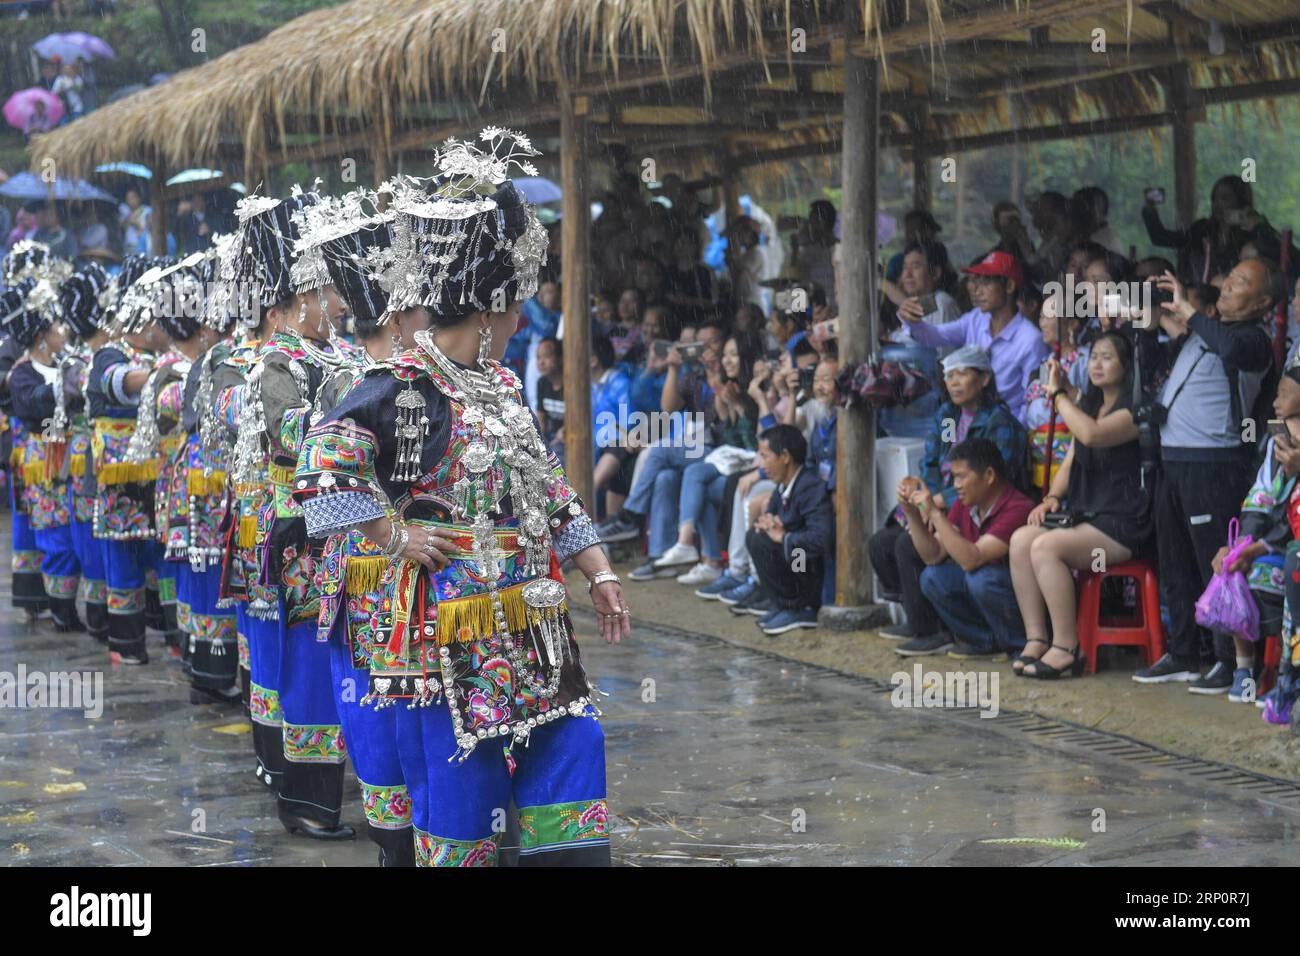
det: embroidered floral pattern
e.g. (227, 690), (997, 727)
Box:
(11, 549), (43, 573)
(42, 574), (79, 598)
(282, 722), (346, 762)
(107, 585), (144, 614)
(413, 828), (499, 867)
(249, 681), (282, 725)
(360, 782), (412, 830)
(80, 577), (107, 605)
(518, 798), (610, 854)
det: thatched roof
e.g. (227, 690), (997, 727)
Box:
(28, 0), (1300, 183)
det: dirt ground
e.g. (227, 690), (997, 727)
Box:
(572, 565), (1300, 782)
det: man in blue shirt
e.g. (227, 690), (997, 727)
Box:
(900, 250), (1047, 423)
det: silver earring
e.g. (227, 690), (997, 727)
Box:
(477, 323), (491, 364)
(316, 289), (330, 339)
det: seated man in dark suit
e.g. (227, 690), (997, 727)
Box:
(745, 424), (835, 635)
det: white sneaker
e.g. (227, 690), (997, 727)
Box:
(653, 542), (700, 568)
(676, 562), (721, 586)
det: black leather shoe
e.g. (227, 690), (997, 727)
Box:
(278, 807), (355, 841)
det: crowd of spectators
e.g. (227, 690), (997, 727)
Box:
(509, 172), (1300, 721)
(0, 185), (237, 264)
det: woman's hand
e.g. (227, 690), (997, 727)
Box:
(898, 297), (925, 323)
(398, 524), (459, 571)
(1028, 496), (1060, 527)
(1275, 435), (1300, 477)
(1045, 357), (1066, 395)
(591, 580), (631, 644)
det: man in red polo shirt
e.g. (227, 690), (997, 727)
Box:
(896, 437), (1035, 660)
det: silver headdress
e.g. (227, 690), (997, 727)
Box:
(290, 186), (378, 295)
(363, 127), (548, 322)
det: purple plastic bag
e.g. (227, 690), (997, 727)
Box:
(1194, 518), (1260, 643)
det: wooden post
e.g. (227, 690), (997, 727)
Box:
(719, 141), (740, 293)
(560, 93), (593, 512)
(823, 44), (885, 629)
(150, 159), (170, 256)
(1170, 64), (1198, 230)
(910, 101), (930, 211)
(373, 143), (391, 189)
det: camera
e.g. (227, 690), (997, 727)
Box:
(1132, 401), (1168, 428)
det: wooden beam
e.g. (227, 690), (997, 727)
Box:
(828, 43), (879, 620)
(852, 0), (1136, 57)
(559, 94), (593, 514)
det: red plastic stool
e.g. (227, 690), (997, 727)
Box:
(1260, 634), (1282, 695)
(1076, 559), (1165, 675)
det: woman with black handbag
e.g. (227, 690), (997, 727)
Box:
(1008, 331), (1154, 678)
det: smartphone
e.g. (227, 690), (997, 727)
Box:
(1269, 419), (1293, 447)
(1145, 187), (1165, 205)
(798, 366), (816, 392)
(652, 339), (674, 359)
(774, 289), (793, 312)
(677, 342), (706, 361)
(916, 293), (938, 315)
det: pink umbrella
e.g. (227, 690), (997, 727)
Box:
(3, 87), (64, 132)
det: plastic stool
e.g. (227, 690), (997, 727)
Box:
(1260, 634), (1282, 695)
(1076, 559), (1165, 675)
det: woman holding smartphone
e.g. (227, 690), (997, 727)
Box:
(1008, 331), (1153, 678)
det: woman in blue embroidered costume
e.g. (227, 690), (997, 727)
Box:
(218, 185), (356, 840)
(58, 261), (114, 643)
(86, 254), (174, 663)
(146, 251), (238, 703)
(1, 241), (63, 620)
(294, 185), (437, 864)
(5, 276), (83, 631)
(296, 130), (630, 867)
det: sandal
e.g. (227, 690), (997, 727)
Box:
(1023, 643), (1085, 680)
(1012, 637), (1050, 675)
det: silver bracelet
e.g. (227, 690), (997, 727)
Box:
(587, 570), (621, 593)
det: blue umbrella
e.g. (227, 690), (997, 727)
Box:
(513, 176), (562, 205)
(94, 162), (152, 179)
(0, 171), (116, 202)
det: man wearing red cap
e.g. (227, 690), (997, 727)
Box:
(899, 250), (1047, 423)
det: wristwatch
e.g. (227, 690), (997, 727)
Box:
(587, 571), (621, 593)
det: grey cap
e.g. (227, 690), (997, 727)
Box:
(942, 345), (993, 375)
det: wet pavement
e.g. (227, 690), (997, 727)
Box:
(3, 547), (1300, 865)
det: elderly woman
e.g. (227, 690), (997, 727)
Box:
(294, 131), (628, 867)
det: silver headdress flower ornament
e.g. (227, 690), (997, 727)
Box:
(365, 126), (548, 325)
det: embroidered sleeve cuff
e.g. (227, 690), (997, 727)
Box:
(552, 513), (601, 563)
(302, 491), (384, 537)
(107, 365), (140, 406)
